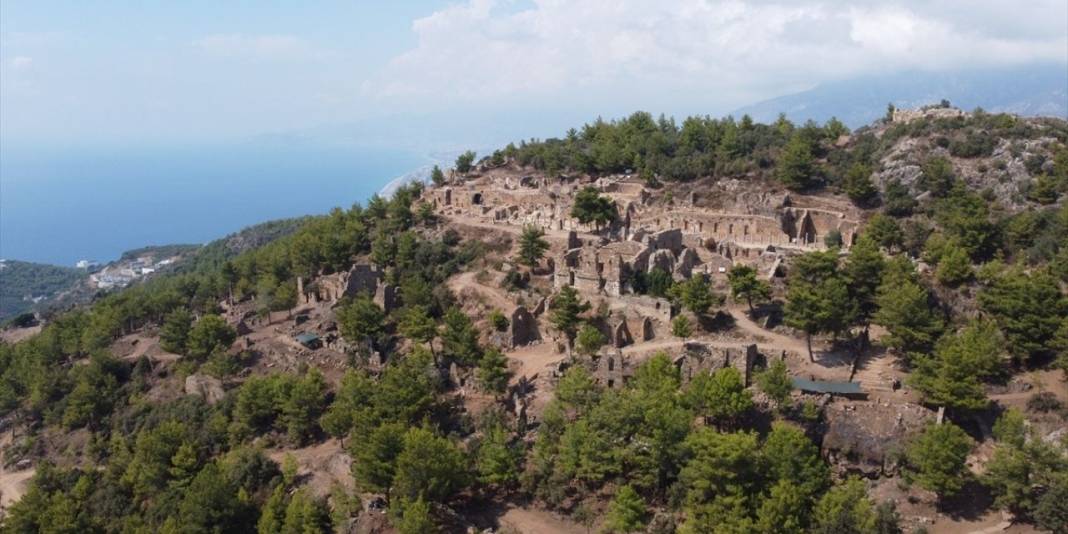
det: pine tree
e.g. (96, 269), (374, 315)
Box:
(842, 162), (878, 205)
(570, 187), (617, 230)
(430, 165), (445, 186)
(395, 497), (435, 534)
(701, 368), (753, 427)
(756, 480), (807, 534)
(398, 306), (437, 352)
(282, 488), (330, 534)
(476, 348), (510, 395)
(865, 214), (904, 251)
(516, 225), (550, 267)
(575, 324), (607, 357)
(762, 422), (829, 501)
(160, 307), (193, 354)
(550, 286), (591, 342)
(476, 424), (521, 487)
(784, 276), (854, 362)
(756, 359), (792, 406)
(393, 426), (470, 503)
(873, 260), (943, 356)
(282, 369), (327, 445)
(906, 423), (973, 498)
(669, 274), (721, 314)
(455, 151), (477, 174)
(336, 296), (386, 347)
(935, 242), (973, 286)
(842, 235), (885, 325)
(671, 315), (693, 339)
(979, 268), (1066, 363)
(727, 264), (771, 315)
(440, 308), (482, 366)
(812, 477), (877, 534)
(604, 485), (647, 533)
(910, 320), (1002, 411)
(351, 422), (406, 498)
(777, 134), (817, 190)
(185, 314), (237, 360)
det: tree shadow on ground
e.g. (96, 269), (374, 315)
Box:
(698, 310), (735, 332)
(937, 478), (994, 521)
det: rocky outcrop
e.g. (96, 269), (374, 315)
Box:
(184, 374), (225, 405)
(822, 400), (934, 477)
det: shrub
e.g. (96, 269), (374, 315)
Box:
(488, 310), (509, 332)
(1026, 392), (1062, 413)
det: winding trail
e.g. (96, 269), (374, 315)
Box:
(726, 307), (808, 354)
(498, 506), (587, 534)
(447, 271), (516, 312)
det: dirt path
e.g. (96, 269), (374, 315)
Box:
(0, 468), (34, 512)
(445, 214), (599, 244)
(0, 433), (35, 514)
(726, 307), (809, 354)
(448, 271), (515, 312)
(498, 506), (587, 534)
(507, 342), (563, 383)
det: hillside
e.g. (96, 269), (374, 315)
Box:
(1, 107), (1067, 534)
(0, 260), (86, 322)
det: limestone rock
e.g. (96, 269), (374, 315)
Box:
(184, 374), (225, 405)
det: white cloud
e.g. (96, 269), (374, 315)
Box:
(364, 0), (1068, 110)
(10, 56), (33, 69)
(193, 34), (326, 62)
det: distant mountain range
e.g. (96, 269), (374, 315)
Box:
(734, 64), (1067, 128)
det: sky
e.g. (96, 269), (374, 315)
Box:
(2, 0), (1066, 151)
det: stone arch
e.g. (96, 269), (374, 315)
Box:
(472, 192), (483, 205)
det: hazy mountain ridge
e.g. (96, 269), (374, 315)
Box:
(735, 64), (1068, 128)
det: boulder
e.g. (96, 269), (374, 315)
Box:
(184, 374), (225, 405)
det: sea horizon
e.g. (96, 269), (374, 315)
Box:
(0, 141), (429, 267)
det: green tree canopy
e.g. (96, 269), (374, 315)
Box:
(160, 307), (193, 354)
(756, 358), (793, 406)
(516, 225), (550, 267)
(550, 286), (591, 341)
(911, 320), (1003, 411)
(440, 308), (482, 366)
(979, 268), (1066, 363)
(476, 348), (510, 395)
(393, 426), (470, 504)
(575, 324), (607, 357)
(812, 477), (877, 534)
(186, 314), (237, 360)
(570, 187), (618, 230)
(865, 214), (904, 252)
(727, 264), (771, 315)
(842, 162), (878, 205)
(604, 485), (648, 533)
(455, 150), (477, 174)
(777, 133), (818, 190)
(336, 295), (386, 347)
(906, 423), (974, 498)
(873, 258), (943, 356)
(842, 235), (886, 325)
(669, 275), (721, 315)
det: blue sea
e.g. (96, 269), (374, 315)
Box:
(0, 142), (426, 266)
